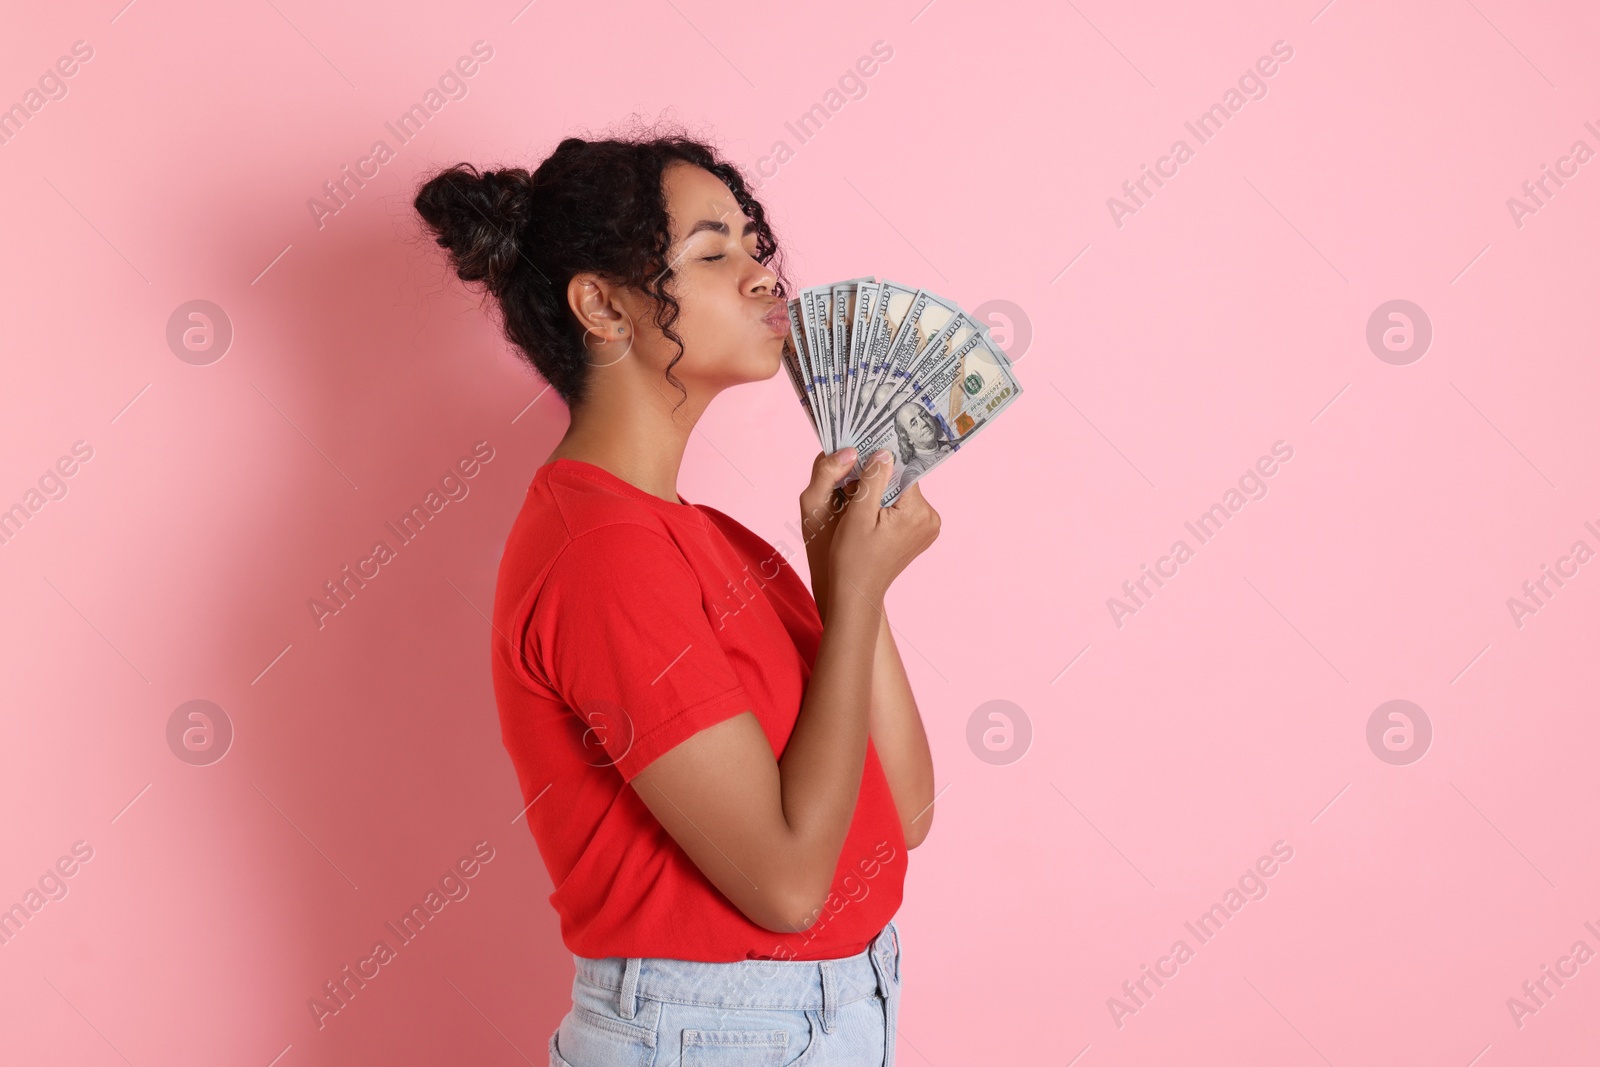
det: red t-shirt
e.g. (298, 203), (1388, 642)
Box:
(491, 458), (907, 962)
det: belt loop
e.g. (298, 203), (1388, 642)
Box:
(817, 959), (838, 1033)
(872, 925), (894, 1000)
(618, 957), (642, 1020)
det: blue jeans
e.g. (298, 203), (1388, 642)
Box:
(549, 920), (902, 1066)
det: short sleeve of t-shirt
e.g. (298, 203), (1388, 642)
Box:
(523, 521), (755, 782)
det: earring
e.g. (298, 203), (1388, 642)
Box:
(616, 326), (626, 335)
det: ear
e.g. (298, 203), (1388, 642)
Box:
(567, 273), (627, 340)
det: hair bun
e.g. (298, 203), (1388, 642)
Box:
(413, 163), (535, 295)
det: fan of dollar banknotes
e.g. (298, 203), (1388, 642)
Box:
(780, 277), (1024, 507)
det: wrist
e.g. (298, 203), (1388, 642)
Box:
(799, 489), (842, 559)
(828, 571), (886, 615)
(800, 486), (848, 618)
(798, 488), (846, 544)
(806, 537), (832, 617)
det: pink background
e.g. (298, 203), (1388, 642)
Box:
(3, 0), (1598, 1063)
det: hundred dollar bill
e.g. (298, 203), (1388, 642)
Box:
(832, 279), (870, 447)
(785, 294), (827, 449)
(842, 280), (882, 448)
(854, 304), (980, 442)
(812, 286), (836, 435)
(850, 288), (971, 443)
(819, 277), (872, 447)
(798, 287), (833, 452)
(780, 306), (822, 445)
(848, 324), (1024, 506)
(807, 285), (839, 445)
(794, 278), (872, 452)
(842, 279), (919, 446)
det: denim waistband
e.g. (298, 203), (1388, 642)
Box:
(572, 920), (900, 1021)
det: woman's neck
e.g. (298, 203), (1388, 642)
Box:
(546, 396), (700, 505)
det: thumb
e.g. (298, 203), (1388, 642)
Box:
(811, 446), (858, 491)
(812, 446), (856, 472)
(853, 448), (895, 502)
(806, 447), (857, 504)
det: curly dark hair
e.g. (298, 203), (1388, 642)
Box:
(412, 123), (787, 414)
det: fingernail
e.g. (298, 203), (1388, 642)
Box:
(837, 447), (856, 460)
(873, 450), (892, 464)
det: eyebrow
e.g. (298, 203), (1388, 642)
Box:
(685, 217), (760, 238)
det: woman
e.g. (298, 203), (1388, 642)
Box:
(413, 130), (940, 1066)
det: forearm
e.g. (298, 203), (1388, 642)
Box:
(776, 579), (882, 919)
(802, 490), (936, 849)
(807, 537), (833, 622)
(812, 541), (936, 847)
(803, 486), (845, 623)
(867, 610), (936, 848)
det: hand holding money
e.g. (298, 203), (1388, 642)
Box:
(828, 448), (941, 607)
(798, 446), (859, 550)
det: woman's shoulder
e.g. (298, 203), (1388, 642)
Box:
(496, 465), (691, 585)
(526, 462), (698, 536)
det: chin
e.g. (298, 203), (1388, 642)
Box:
(753, 341), (786, 380)
(712, 340), (788, 388)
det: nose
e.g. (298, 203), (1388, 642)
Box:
(746, 258), (777, 296)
